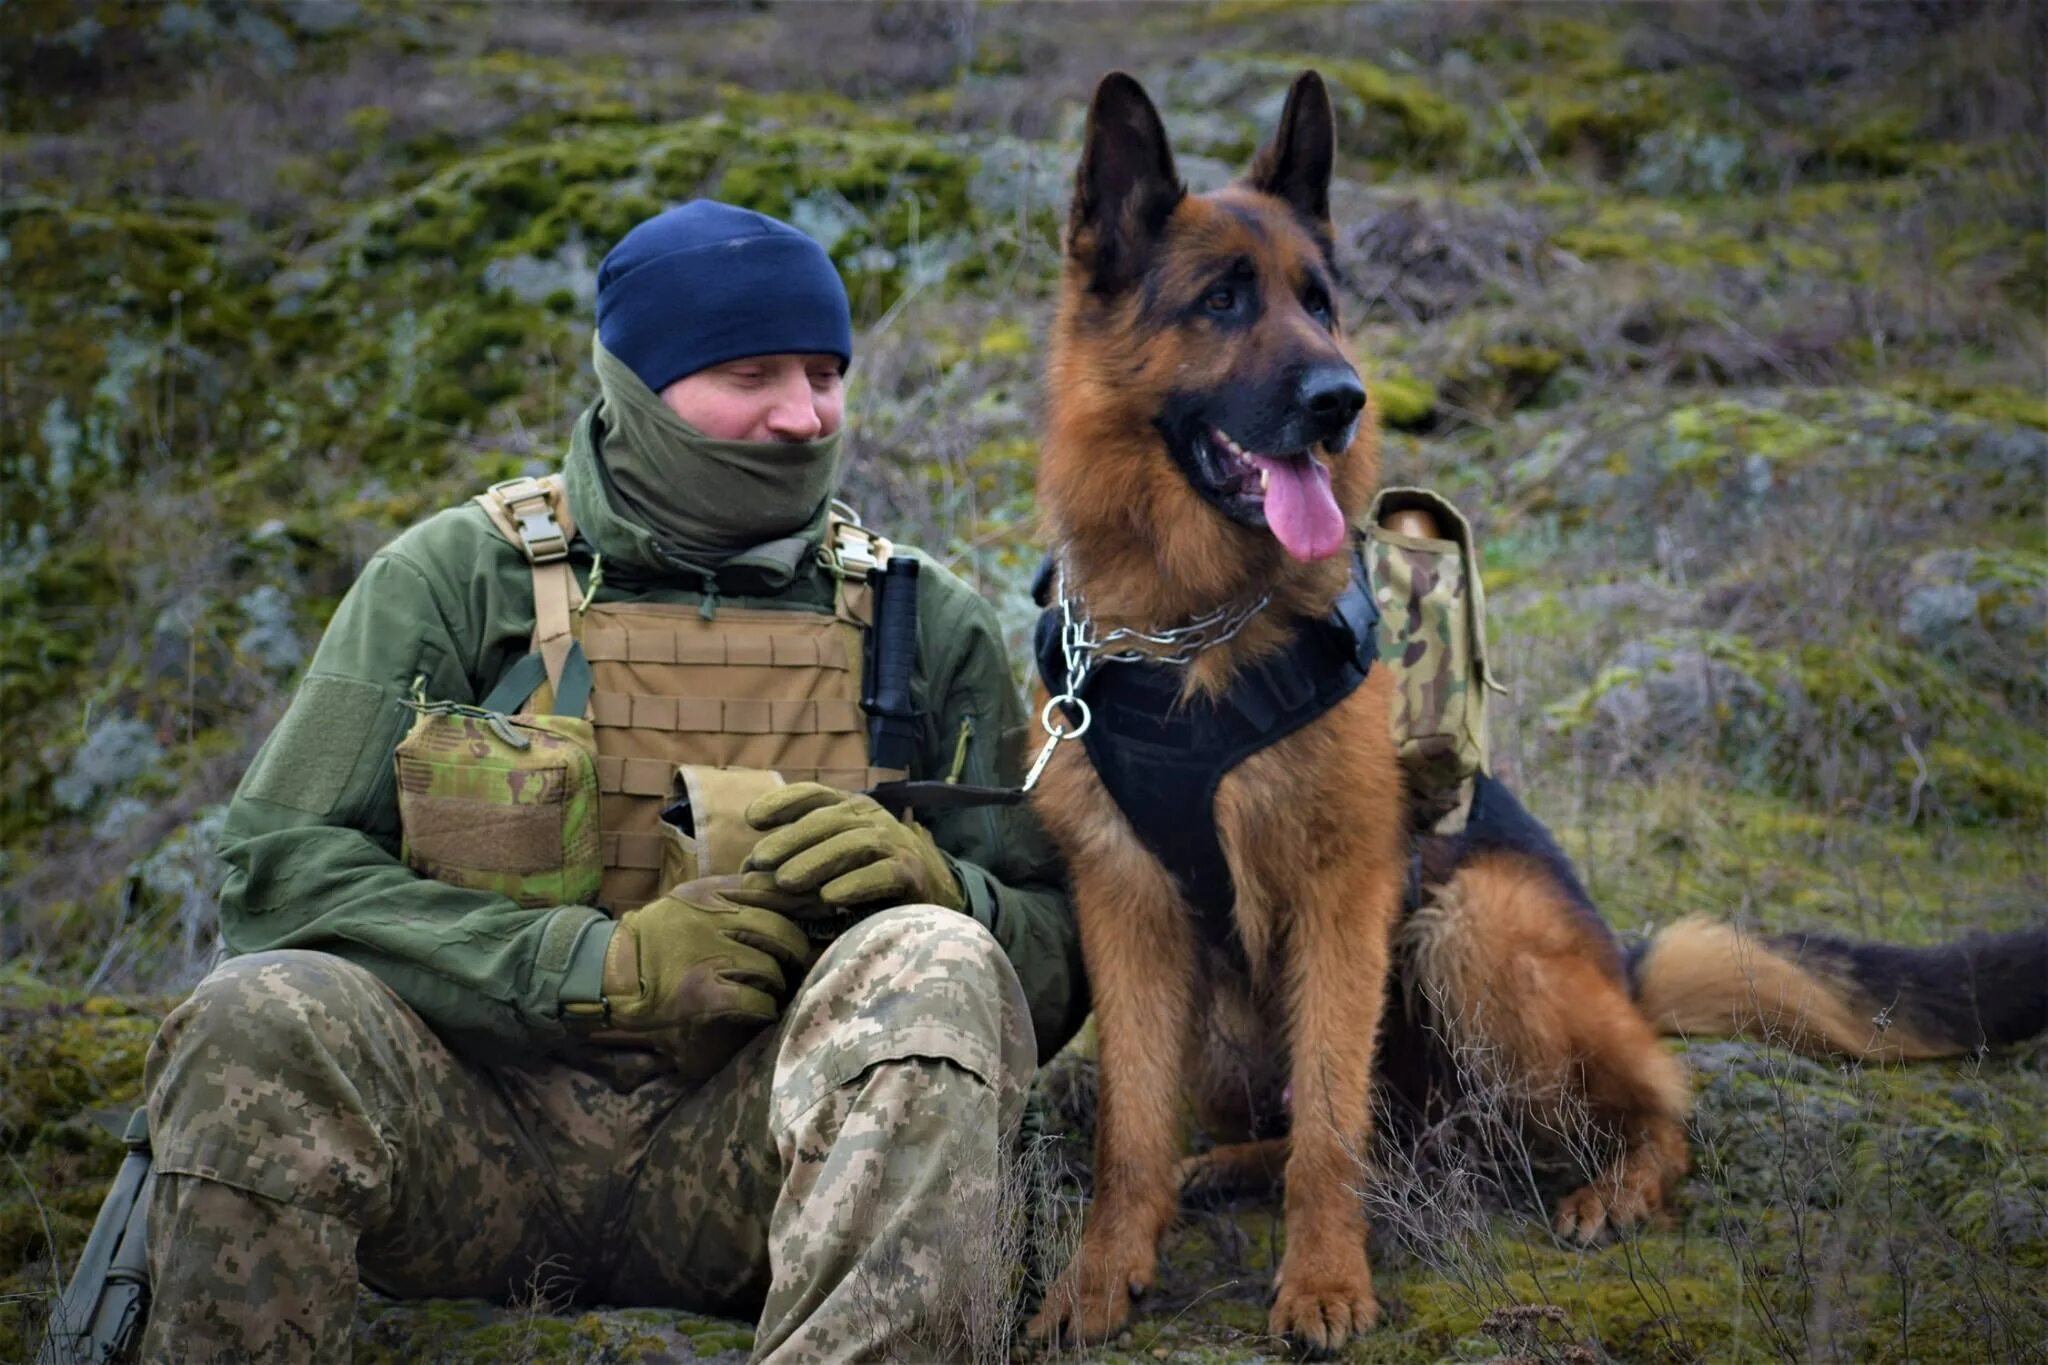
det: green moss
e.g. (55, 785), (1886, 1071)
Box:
(1480, 343), (1564, 385)
(1538, 617), (2040, 828)
(976, 317), (1033, 361)
(1505, 67), (1680, 179)
(355, 114), (986, 318)
(1371, 371), (1438, 431)
(1662, 399), (1839, 472)
(1818, 110), (1927, 176)
(1889, 379), (2048, 432)
(1385, 1234), (1738, 1362)
(1554, 218), (1768, 273)
(1557, 777), (2044, 944)
(1, 201), (269, 531)
(1200, 0), (1329, 26)
(1441, 10), (1622, 76)
(1316, 57), (1470, 165)
(0, 1005), (158, 1145)
(1439, 340), (1572, 418)
(1919, 741), (2046, 823)
(0, 989), (166, 1362)
(1544, 93), (1664, 169)
(682, 1325), (756, 1353)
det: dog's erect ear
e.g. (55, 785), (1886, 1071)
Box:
(1246, 70), (1336, 226)
(1069, 71), (1184, 294)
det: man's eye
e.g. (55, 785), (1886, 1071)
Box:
(809, 370), (840, 389)
(1204, 286), (1237, 313)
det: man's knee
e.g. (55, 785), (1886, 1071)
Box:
(820, 903), (1008, 982)
(774, 907), (1032, 1130)
(805, 905), (1025, 1041)
(147, 950), (424, 1215)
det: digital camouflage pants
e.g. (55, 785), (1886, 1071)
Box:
(140, 905), (1035, 1364)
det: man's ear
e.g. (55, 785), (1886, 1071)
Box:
(1068, 71), (1184, 295)
(1245, 70), (1336, 228)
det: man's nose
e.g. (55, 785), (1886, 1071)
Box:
(1299, 364), (1365, 444)
(764, 376), (824, 441)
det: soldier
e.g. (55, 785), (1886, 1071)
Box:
(139, 201), (1086, 1363)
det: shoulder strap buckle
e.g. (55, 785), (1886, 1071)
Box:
(486, 476), (570, 564)
(820, 509), (894, 582)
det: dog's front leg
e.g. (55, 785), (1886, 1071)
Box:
(1029, 859), (1195, 1345)
(1271, 857), (1397, 1350)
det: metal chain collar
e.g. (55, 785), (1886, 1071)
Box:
(1022, 559), (1272, 792)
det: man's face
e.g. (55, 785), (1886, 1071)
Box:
(659, 352), (846, 442)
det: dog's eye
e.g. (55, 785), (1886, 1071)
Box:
(1204, 286), (1237, 313)
(1304, 285), (1333, 323)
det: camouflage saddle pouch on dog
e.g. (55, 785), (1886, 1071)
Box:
(393, 653), (603, 908)
(1364, 486), (1506, 835)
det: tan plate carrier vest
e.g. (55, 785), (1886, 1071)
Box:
(475, 476), (906, 914)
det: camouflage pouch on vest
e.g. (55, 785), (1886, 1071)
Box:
(394, 695), (602, 908)
(1364, 487), (1506, 835)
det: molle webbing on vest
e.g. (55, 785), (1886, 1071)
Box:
(581, 603), (902, 910)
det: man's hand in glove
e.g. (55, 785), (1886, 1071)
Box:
(744, 783), (967, 916)
(580, 875), (815, 1078)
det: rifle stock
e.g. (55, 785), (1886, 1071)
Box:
(37, 1107), (151, 1365)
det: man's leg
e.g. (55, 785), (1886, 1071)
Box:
(141, 950), (594, 1363)
(608, 905), (1037, 1364)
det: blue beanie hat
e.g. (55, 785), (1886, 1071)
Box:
(595, 201), (853, 393)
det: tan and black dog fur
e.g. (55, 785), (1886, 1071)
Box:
(1026, 69), (2048, 1355)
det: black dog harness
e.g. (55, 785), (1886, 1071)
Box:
(1034, 549), (1380, 946)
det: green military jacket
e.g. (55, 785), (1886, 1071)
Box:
(218, 408), (1086, 1061)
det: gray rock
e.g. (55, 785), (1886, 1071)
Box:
(1898, 547), (2047, 696)
(1594, 639), (1770, 745)
(1683, 1040), (1865, 1210)
(236, 584), (306, 675)
(52, 715), (166, 813)
(482, 238), (598, 309)
(1900, 580), (1980, 650)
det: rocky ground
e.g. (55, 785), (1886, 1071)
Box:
(4, 2), (2044, 1361)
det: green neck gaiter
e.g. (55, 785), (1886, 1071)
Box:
(592, 336), (844, 562)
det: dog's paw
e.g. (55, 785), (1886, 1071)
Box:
(1269, 1248), (1377, 1355)
(1552, 1181), (1651, 1244)
(1027, 1248), (1153, 1346)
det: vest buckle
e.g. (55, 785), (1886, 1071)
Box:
(820, 517), (893, 582)
(515, 508), (569, 563)
(489, 478), (570, 564)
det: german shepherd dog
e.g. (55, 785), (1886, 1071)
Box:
(1025, 70), (2048, 1354)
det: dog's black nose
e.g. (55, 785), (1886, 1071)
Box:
(1300, 366), (1366, 441)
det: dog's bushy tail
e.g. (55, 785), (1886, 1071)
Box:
(1628, 918), (2048, 1060)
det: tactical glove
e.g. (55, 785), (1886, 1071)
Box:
(744, 783), (968, 921)
(581, 875), (815, 1078)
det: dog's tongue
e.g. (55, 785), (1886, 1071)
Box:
(1248, 452), (1346, 561)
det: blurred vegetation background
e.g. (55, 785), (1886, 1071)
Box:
(2, 2), (2043, 1361)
